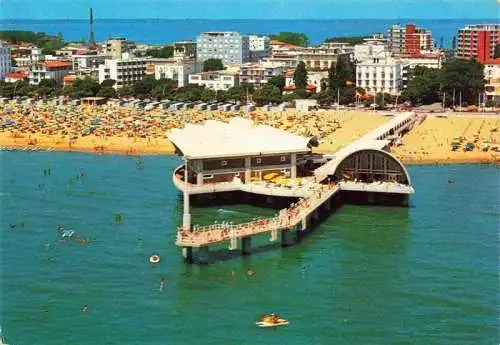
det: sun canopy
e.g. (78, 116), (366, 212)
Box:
(168, 117), (314, 159)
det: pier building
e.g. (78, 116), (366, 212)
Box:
(168, 113), (417, 264)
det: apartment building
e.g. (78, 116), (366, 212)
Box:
(457, 24), (500, 64)
(173, 41), (197, 60)
(98, 58), (147, 89)
(71, 53), (106, 79)
(238, 62), (283, 87)
(356, 53), (406, 95)
(0, 45), (12, 80)
(196, 32), (249, 65)
(248, 35), (270, 61)
(152, 58), (201, 87)
(188, 71), (239, 91)
(28, 60), (73, 85)
(484, 63), (500, 104)
(105, 37), (136, 59)
(388, 24), (433, 57)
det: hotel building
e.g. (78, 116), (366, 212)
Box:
(196, 32), (250, 65)
(356, 53), (406, 95)
(457, 24), (500, 64)
(188, 71), (239, 91)
(0, 45), (12, 80)
(98, 58), (147, 89)
(28, 60), (73, 85)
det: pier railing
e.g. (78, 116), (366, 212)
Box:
(176, 183), (340, 247)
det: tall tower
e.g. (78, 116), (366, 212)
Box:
(89, 8), (96, 48)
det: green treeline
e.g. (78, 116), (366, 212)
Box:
(0, 30), (66, 55)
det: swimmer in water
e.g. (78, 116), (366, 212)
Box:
(246, 268), (255, 276)
(82, 305), (88, 312)
(159, 277), (167, 291)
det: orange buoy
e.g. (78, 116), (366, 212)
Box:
(149, 255), (160, 264)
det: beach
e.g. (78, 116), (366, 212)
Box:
(392, 114), (499, 164)
(0, 102), (498, 164)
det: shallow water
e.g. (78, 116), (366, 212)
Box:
(1, 152), (498, 344)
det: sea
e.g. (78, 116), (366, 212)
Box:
(0, 151), (498, 344)
(0, 18), (498, 47)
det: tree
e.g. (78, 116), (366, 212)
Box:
(325, 36), (368, 45)
(101, 79), (116, 88)
(225, 85), (247, 102)
(270, 32), (309, 47)
(440, 58), (484, 105)
(71, 77), (100, 99)
(267, 75), (286, 93)
(146, 46), (174, 58)
(375, 92), (392, 109)
(329, 55), (355, 93)
(201, 88), (216, 102)
(252, 85), (282, 105)
(36, 79), (58, 97)
(203, 58), (224, 72)
(400, 66), (440, 105)
(451, 36), (456, 51)
(174, 84), (203, 102)
(118, 85), (134, 98)
(97, 87), (117, 98)
(293, 61), (308, 90)
(132, 76), (157, 99)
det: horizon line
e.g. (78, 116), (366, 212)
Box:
(1, 17), (497, 21)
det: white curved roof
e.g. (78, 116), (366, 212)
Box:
(168, 117), (312, 159)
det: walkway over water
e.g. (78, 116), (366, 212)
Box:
(176, 183), (340, 247)
(174, 112), (418, 256)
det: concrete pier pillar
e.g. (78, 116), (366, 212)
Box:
(291, 153), (297, 179)
(182, 247), (193, 264)
(241, 236), (252, 255)
(301, 217), (307, 231)
(244, 157), (251, 183)
(324, 198), (331, 211)
(281, 229), (295, 247)
(183, 191), (191, 230)
(266, 196), (274, 206)
(367, 192), (375, 204)
(198, 246), (209, 265)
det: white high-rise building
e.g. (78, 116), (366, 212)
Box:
(0, 45), (12, 80)
(196, 32), (249, 65)
(356, 53), (406, 95)
(98, 58), (147, 89)
(248, 35), (270, 61)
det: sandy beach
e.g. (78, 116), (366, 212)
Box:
(1, 101), (498, 164)
(392, 114), (499, 164)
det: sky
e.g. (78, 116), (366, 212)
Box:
(0, 0), (498, 20)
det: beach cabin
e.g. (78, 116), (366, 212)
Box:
(72, 99), (81, 106)
(245, 104), (256, 112)
(231, 104), (240, 112)
(183, 103), (194, 110)
(159, 102), (172, 110)
(197, 103), (207, 110)
(207, 104), (218, 111)
(81, 97), (107, 106)
(220, 104), (232, 111)
(278, 103), (287, 112)
(263, 104), (270, 112)
(296, 99), (318, 112)
(25, 98), (35, 105)
(171, 103), (184, 111)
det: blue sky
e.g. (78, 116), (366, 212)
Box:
(0, 0), (498, 19)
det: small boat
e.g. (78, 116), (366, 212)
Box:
(255, 314), (289, 328)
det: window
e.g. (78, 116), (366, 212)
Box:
(256, 158), (262, 164)
(221, 160), (227, 167)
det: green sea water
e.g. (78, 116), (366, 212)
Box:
(1, 152), (498, 345)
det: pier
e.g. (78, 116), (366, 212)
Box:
(168, 112), (418, 263)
